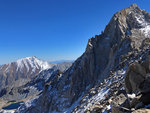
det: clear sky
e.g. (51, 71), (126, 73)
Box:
(0, 0), (150, 64)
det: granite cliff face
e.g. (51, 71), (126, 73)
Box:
(17, 4), (150, 113)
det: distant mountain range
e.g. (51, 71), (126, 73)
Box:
(50, 60), (74, 64)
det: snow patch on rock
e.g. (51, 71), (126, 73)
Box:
(135, 14), (150, 37)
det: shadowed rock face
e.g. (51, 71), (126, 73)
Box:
(17, 4), (150, 113)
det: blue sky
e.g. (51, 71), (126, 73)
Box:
(0, 0), (150, 64)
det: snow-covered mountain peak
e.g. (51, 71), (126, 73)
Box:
(16, 56), (55, 72)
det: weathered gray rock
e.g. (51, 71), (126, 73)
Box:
(111, 93), (130, 113)
(125, 63), (146, 93)
(123, 55), (150, 112)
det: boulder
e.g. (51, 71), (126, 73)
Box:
(132, 108), (150, 113)
(124, 55), (150, 110)
(111, 93), (130, 113)
(125, 63), (146, 93)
